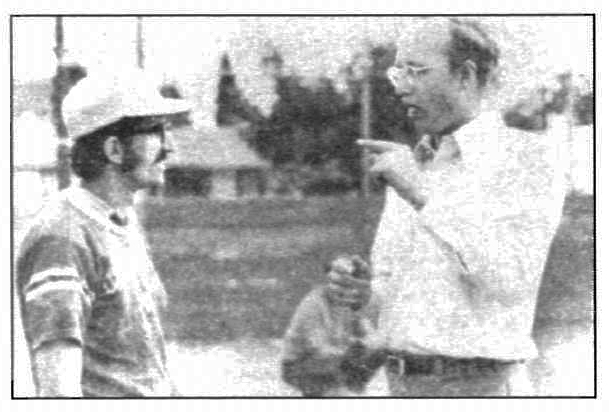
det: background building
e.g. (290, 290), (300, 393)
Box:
(165, 124), (270, 199)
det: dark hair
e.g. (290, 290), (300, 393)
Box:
(70, 116), (165, 182)
(445, 18), (500, 89)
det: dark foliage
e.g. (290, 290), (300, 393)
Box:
(503, 73), (594, 131)
(159, 83), (193, 127)
(50, 63), (87, 138)
(216, 53), (266, 127)
(247, 44), (415, 192)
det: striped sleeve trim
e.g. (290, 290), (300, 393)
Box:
(23, 267), (85, 302)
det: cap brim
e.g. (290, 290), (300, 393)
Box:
(63, 69), (194, 139)
(124, 95), (193, 118)
(67, 95), (193, 139)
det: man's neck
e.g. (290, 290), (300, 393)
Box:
(437, 103), (481, 138)
(81, 171), (135, 211)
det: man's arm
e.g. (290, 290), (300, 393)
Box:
(17, 234), (93, 397)
(33, 341), (83, 397)
(357, 139), (429, 209)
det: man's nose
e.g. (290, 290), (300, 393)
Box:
(163, 130), (176, 152)
(394, 77), (415, 96)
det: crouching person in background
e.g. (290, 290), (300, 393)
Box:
(281, 255), (387, 397)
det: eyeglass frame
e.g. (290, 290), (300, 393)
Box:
(111, 120), (173, 164)
(386, 64), (437, 88)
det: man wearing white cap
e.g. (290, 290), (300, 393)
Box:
(16, 69), (190, 397)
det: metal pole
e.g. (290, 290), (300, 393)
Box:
(360, 76), (371, 199)
(356, 54), (373, 257)
(564, 76), (575, 192)
(53, 16), (72, 190)
(53, 16), (64, 64)
(136, 17), (145, 69)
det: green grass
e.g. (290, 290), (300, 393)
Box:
(141, 192), (594, 345)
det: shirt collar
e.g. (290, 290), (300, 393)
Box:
(451, 111), (502, 162)
(65, 186), (133, 232)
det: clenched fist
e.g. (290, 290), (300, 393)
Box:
(357, 139), (428, 210)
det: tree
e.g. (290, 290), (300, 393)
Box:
(159, 82), (192, 127)
(50, 63), (88, 139)
(247, 42), (416, 194)
(343, 43), (416, 147)
(215, 53), (265, 127)
(50, 62), (87, 189)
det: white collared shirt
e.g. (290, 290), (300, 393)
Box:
(371, 111), (569, 360)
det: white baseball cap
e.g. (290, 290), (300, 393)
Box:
(63, 67), (192, 139)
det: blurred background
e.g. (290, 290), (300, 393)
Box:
(12, 16), (593, 396)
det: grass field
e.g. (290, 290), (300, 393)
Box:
(142, 191), (593, 345)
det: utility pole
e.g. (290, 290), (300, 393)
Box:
(353, 47), (374, 200)
(360, 73), (372, 198)
(136, 16), (145, 69)
(52, 16), (71, 190)
(352, 46), (374, 256)
(51, 17), (87, 190)
(353, 46), (373, 200)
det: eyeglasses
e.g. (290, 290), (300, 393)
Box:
(386, 64), (435, 87)
(153, 147), (173, 164)
(128, 126), (173, 164)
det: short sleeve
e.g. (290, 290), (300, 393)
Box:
(18, 235), (94, 352)
(282, 290), (326, 361)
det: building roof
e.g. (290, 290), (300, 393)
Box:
(166, 125), (271, 170)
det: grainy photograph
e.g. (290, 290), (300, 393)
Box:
(11, 15), (594, 398)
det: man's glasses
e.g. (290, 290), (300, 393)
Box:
(153, 147), (172, 164)
(126, 123), (173, 164)
(386, 64), (435, 87)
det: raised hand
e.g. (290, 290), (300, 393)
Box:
(357, 139), (427, 209)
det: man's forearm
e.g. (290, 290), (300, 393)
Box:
(387, 174), (428, 211)
(33, 340), (83, 397)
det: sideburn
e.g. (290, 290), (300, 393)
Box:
(429, 90), (466, 135)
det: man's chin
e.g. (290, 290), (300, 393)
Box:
(412, 121), (432, 137)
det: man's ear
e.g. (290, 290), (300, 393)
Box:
(459, 60), (478, 89)
(102, 136), (124, 165)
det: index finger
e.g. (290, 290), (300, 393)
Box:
(356, 139), (408, 153)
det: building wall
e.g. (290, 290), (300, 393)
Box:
(165, 167), (268, 199)
(236, 169), (267, 197)
(165, 168), (213, 197)
(211, 170), (238, 199)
